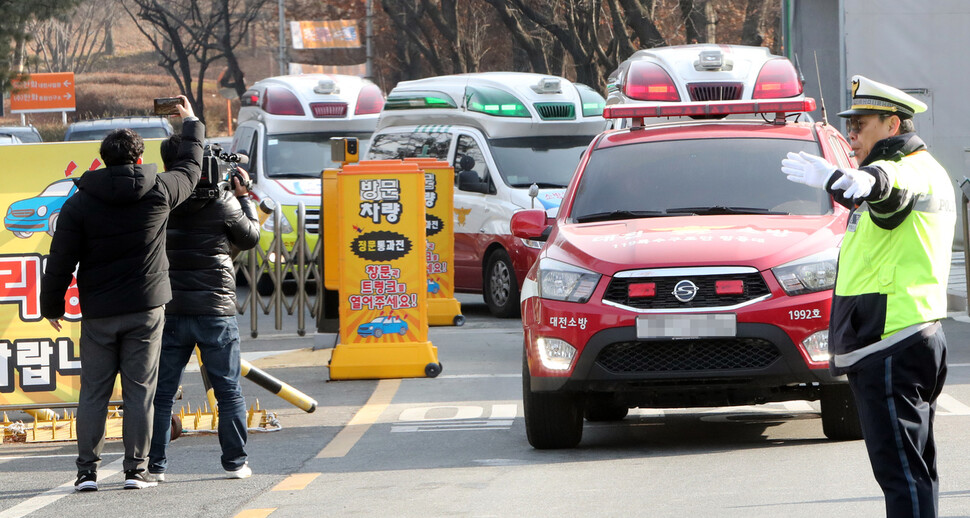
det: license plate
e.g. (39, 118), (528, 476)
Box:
(636, 314), (736, 339)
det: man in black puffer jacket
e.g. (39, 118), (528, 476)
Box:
(148, 138), (260, 481)
(40, 96), (203, 491)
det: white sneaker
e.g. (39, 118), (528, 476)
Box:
(225, 463), (252, 479)
(149, 472), (166, 482)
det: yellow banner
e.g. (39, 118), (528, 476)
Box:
(289, 20), (360, 49)
(337, 161), (428, 345)
(288, 63), (367, 77)
(404, 158), (462, 326)
(0, 141), (163, 408)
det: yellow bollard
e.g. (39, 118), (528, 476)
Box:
(240, 360), (317, 413)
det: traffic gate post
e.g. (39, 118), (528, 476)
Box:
(404, 158), (464, 326)
(328, 160), (441, 379)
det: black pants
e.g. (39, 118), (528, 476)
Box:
(847, 328), (947, 518)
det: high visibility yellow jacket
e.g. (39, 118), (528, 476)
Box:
(825, 133), (955, 374)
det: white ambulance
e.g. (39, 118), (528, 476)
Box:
(230, 74), (385, 254)
(366, 72), (608, 317)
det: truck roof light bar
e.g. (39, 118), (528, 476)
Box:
(602, 98), (817, 127)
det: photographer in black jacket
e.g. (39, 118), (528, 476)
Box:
(41, 96), (203, 491)
(148, 139), (260, 480)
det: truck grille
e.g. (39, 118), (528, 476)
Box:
(604, 272), (769, 310)
(688, 82), (743, 101)
(596, 338), (780, 373)
(534, 102), (576, 120)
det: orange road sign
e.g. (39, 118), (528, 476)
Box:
(10, 72), (77, 113)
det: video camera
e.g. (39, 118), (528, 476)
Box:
(195, 143), (251, 199)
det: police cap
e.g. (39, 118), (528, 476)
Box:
(837, 75), (927, 119)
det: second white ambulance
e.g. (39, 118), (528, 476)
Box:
(366, 72), (608, 317)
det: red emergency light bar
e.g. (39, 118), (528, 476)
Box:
(603, 98), (816, 122)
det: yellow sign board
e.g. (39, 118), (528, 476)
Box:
(0, 141), (164, 408)
(404, 158), (463, 326)
(329, 161), (439, 379)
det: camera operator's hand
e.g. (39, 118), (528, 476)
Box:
(175, 95), (196, 119)
(232, 167), (252, 197)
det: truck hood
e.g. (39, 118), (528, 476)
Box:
(548, 214), (846, 275)
(265, 178), (320, 198)
(509, 187), (566, 217)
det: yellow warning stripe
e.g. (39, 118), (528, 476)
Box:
(316, 379), (401, 458)
(233, 509), (276, 518)
(272, 473), (321, 491)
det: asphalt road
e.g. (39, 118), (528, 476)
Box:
(2, 295), (970, 518)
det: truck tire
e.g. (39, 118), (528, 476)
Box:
(523, 355), (582, 449)
(484, 249), (520, 318)
(820, 384), (863, 440)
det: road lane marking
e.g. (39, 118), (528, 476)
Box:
(316, 379), (400, 458)
(272, 473), (320, 491)
(937, 394), (970, 415)
(234, 509), (276, 518)
(392, 404), (518, 433)
(0, 457), (124, 518)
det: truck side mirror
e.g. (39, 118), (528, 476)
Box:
(510, 209), (551, 241)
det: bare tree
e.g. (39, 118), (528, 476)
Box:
(121, 0), (269, 124)
(27, 0), (115, 74)
(740, 0), (771, 47)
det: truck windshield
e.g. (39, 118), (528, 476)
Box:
(263, 132), (373, 178)
(488, 135), (596, 188)
(570, 137), (832, 221)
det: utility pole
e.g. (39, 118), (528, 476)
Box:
(278, 0), (286, 75)
(366, 0), (374, 81)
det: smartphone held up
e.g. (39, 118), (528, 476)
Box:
(153, 97), (184, 116)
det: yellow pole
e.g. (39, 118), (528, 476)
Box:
(240, 359), (317, 413)
(195, 347), (219, 416)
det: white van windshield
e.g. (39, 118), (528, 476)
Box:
(488, 135), (597, 188)
(263, 132), (372, 178)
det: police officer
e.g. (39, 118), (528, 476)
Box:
(781, 76), (954, 517)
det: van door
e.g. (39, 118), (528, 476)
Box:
(452, 133), (496, 292)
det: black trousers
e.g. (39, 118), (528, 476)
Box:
(847, 327), (947, 518)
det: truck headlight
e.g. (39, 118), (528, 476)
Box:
(536, 337), (576, 371)
(772, 248), (838, 296)
(802, 330), (830, 362)
(262, 212), (294, 234)
(537, 257), (600, 303)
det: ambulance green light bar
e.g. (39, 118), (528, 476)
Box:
(602, 98), (816, 120)
(384, 90), (458, 110)
(465, 86), (530, 118)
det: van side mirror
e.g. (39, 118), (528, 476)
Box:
(457, 170), (490, 194)
(510, 209), (551, 241)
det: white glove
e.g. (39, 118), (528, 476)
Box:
(831, 168), (875, 199)
(781, 151), (838, 189)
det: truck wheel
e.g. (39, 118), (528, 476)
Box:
(585, 401), (629, 422)
(523, 355), (582, 449)
(256, 274), (275, 296)
(820, 384), (863, 440)
(484, 249), (520, 318)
